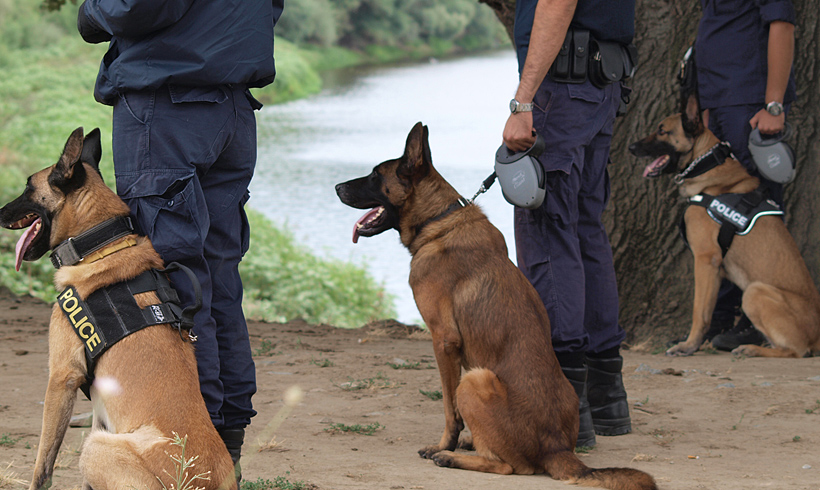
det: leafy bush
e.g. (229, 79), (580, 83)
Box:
(240, 210), (395, 327)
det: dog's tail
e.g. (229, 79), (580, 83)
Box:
(545, 451), (657, 490)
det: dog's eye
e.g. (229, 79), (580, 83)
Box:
(658, 125), (668, 136)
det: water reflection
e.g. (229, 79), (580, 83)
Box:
(253, 51), (519, 323)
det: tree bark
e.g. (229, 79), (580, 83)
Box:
(480, 0), (819, 345)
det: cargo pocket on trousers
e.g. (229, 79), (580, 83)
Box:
(537, 153), (577, 228)
(117, 173), (207, 262)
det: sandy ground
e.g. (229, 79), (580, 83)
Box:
(1, 289), (819, 490)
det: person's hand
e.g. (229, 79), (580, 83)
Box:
(502, 112), (536, 152)
(749, 109), (785, 135)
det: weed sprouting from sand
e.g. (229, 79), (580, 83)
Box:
(158, 433), (211, 490)
(310, 357), (334, 368)
(335, 372), (397, 391)
(386, 361), (421, 370)
(0, 435), (22, 448)
(241, 473), (315, 490)
(324, 422), (384, 436)
(419, 389), (442, 401)
(254, 339), (279, 357)
(731, 413), (745, 430)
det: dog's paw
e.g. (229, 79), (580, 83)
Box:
(731, 345), (760, 357)
(665, 341), (698, 357)
(431, 450), (457, 468)
(418, 445), (443, 459)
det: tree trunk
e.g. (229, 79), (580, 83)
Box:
(480, 0), (820, 346)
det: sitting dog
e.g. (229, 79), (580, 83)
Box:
(336, 122), (656, 489)
(0, 128), (236, 490)
(629, 94), (820, 358)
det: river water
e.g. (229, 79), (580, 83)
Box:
(252, 50), (520, 324)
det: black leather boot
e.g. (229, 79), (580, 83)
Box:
(218, 427), (245, 488)
(560, 366), (596, 448)
(585, 355), (631, 436)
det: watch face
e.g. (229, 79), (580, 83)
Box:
(767, 102), (783, 116)
(510, 99), (518, 113)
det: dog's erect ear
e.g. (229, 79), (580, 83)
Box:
(81, 128), (103, 174)
(398, 122), (432, 182)
(50, 127), (88, 193)
(55, 127), (84, 181)
(680, 92), (704, 137)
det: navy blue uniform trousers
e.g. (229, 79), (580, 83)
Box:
(514, 78), (626, 356)
(112, 84), (257, 429)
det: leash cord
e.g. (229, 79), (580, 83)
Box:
(469, 172), (497, 203)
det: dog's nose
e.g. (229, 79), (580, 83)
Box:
(628, 142), (639, 156)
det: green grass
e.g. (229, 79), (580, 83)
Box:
(324, 422), (384, 436)
(419, 389), (443, 401)
(0, 434), (23, 447)
(310, 357), (334, 368)
(241, 475), (314, 490)
(335, 372), (398, 391)
(386, 360), (422, 370)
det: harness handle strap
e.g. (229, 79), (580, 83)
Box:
(161, 262), (202, 332)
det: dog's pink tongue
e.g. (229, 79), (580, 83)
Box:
(643, 156), (668, 178)
(352, 207), (382, 244)
(14, 217), (41, 272)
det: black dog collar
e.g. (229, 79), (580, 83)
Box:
(414, 197), (469, 236)
(51, 216), (135, 269)
(674, 142), (733, 185)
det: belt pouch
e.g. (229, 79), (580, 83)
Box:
(549, 31), (572, 80)
(548, 29), (589, 83)
(571, 29), (589, 80)
(589, 40), (637, 89)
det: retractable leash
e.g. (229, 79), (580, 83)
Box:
(748, 122), (796, 184)
(469, 134), (547, 209)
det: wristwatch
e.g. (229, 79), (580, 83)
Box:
(766, 101), (784, 116)
(509, 98), (533, 114)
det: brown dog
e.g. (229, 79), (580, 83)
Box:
(335, 123), (655, 489)
(629, 95), (820, 358)
(0, 128), (236, 490)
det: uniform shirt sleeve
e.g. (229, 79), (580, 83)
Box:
(81, 0), (197, 39)
(755, 0), (796, 25)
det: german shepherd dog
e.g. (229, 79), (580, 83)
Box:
(335, 123), (656, 490)
(0, 128), (236, 490)
(629, 95), (820, 358)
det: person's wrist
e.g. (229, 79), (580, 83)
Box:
(765, 101), (784, 116)
(509, 98), (533, 114)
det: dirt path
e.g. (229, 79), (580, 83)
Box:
(1, 290), (819, 489)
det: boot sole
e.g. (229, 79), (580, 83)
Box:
(593, 419), (632, 436)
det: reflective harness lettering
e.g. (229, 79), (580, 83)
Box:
(708, 200), (748, 228)
(58, 287), (105, 356)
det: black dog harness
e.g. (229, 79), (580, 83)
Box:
(679, 190), (783, 257)
(50, 215), (202, 398)
(58, 263), (202, 398)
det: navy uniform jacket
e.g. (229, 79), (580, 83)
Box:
(79, 0), (284, 105)
(513, 0), (635, 73)
(695, 0), (796, 109)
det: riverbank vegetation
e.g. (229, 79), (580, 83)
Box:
(0, 0), (507, 326)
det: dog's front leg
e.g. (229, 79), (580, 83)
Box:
(419, 325), (464, 459)
(667, 250), (723, 356)
(30, 372), (81, 490)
